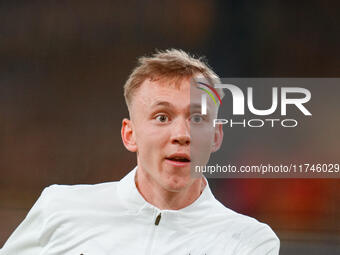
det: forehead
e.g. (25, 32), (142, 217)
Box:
(129, 76), (216, 117)
(133, 77), (191, 106)
(137, 75), (211, 99)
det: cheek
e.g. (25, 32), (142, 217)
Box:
(135, 124), (170, 155)
(191, 124), (215, 145)
(190, 126), (215, 165)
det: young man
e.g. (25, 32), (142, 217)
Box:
(0, 49), (280, 254)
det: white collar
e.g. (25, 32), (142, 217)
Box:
(117, 166), (215, 216)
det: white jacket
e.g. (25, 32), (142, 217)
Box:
(1, 167), (280, 255)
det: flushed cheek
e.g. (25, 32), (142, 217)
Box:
(139, 137), (167, 166)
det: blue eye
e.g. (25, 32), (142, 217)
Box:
(156, 114), (169, 123)
(191, 114), (203, 123)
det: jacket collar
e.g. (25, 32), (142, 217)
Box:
(117, 166), (215, 216)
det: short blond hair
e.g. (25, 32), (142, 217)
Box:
(124, 49), (222, 108)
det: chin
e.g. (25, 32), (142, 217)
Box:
(163, 176), (192, 192)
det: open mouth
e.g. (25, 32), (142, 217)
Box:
(166, 156), (191, 163)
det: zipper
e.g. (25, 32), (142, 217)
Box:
(154, 213), (161, 225)
(145, 211), (162, 255)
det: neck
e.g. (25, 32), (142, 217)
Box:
(135, 167), (206, 210)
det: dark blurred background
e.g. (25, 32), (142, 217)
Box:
(0, 1), (339, 254)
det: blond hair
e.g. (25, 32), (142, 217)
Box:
(124, 49), (222, 108)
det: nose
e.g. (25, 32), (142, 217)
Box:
(171, 118), (190, 146)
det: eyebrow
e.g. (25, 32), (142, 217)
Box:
(190, 103), (202, 110)
(150, 101), (173, 108)
(150, 101), (203, 113)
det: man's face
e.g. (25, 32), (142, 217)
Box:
(123, 76), (223, 192)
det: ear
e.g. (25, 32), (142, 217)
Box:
(211, 124), (223, 152)
(121, 118), (137, 152)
